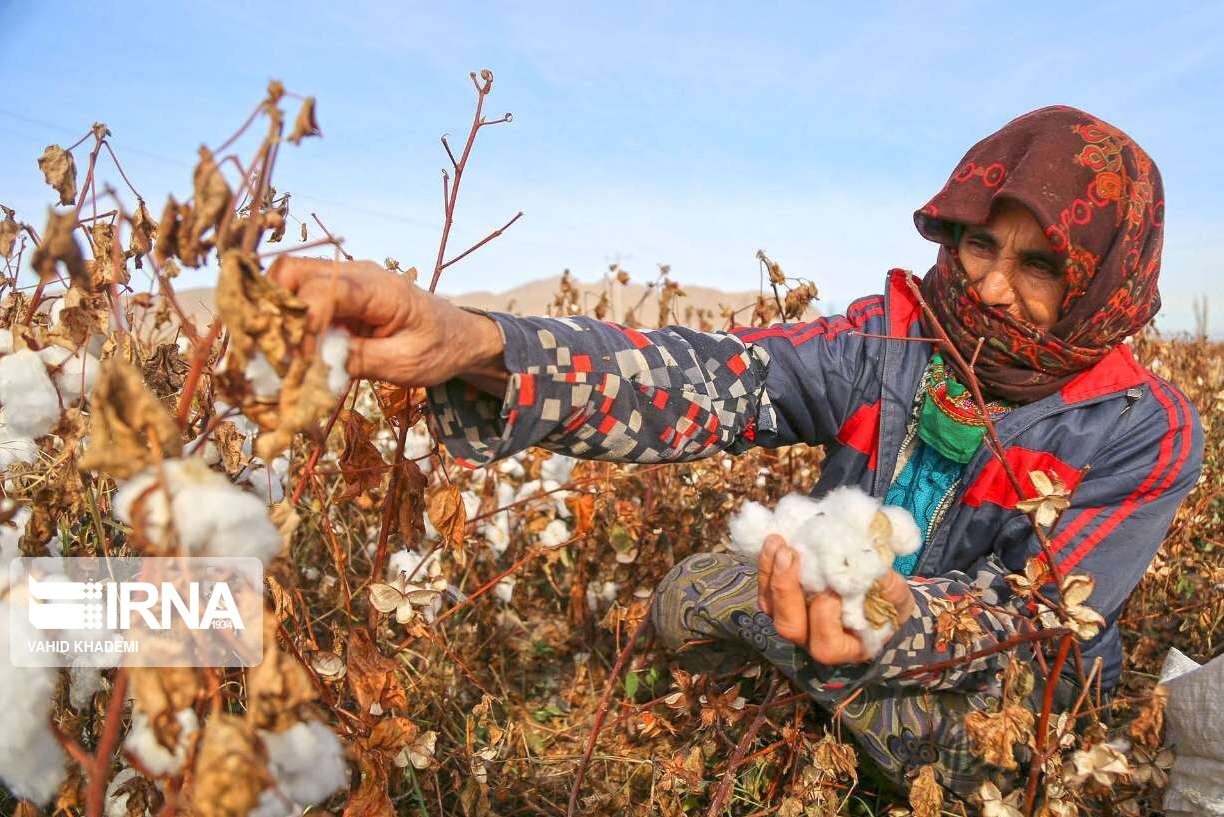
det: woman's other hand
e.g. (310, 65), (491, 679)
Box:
(266, 257), (508, 394)
(757, 534), (916, 664)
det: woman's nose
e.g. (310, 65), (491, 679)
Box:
(970, 262), (1016, 309)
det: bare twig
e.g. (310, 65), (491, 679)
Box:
(566, 601), (654, 817)
(705, 676), (781, 817)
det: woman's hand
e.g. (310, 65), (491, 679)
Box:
(266, 257), (508, 394)
(757, 534), (916, 664)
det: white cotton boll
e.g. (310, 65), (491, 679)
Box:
(586, 580), (619, 612)
(812, 517), (888, 598)
(0, 417), (38, 470)
(114, 459), (283, 564)
(245, 351), (283, 400)
(878, 506), (922, 557)
(496, 456), (524, 479)
(403, 422), (435, 474)
(817, 486), (887, 533)
(0, 328), (13, 355)
(39, 345), (100, 404)
(124, 709), (197, 776)
(482, 518), (510, 555)
(0, 349), (62, 438)
(726, 501), (778, 560)
(726, 487), (922, 659)
(244, 456), (289, 504)
(0, 506), (31, 591)
(514, 479), (542, 503)
(0, 601), (67, 805)
(69, 663), (104, 710)
(494, 576), (516, 604)
(536, 518), (570, 549)
(259, 720), (348, 807)
(540, 453), (577, 485)
(320, 327), (351, 397)
(460, 490), (481, 519)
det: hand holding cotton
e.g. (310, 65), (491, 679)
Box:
(728, 486), (922, 658)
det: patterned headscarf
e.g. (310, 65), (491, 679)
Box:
(915, 105), (1164, 402)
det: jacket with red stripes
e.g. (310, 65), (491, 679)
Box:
(426, 269), (1205, 693)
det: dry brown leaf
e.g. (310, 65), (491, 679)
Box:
(345, 747), (393, 817)
(78, 358), (181, 480)
(394, 457), (428, 545)
(566, 492), (596, 536)
(364, 716), (418, 758)
(427, 484), (467, 559)
(31, 208), (85, 286)
(37, 145), (77, 205)
(264, 574), (296, 624)
(140, 342), (189, 397)
(908, 764), (943, 817)
(288, 96), (322, 145)
(0, 205), (18, 258)
(247, 610), (317, 730)
(338, 409), (386, 500)
(129, 666), (200, 721)
(252, 355), (335, 460)
(864, 580), (901, 630)
(216, 248), (308, 384)
(269, 498), (301, 552)
(128, 198), (156, 263)
(812, 732), (858, 783)
(965, 703), (1035, 769)
(1130, 684), (1169, 748)
(89, 222), (128, 287)
(346, 630), (408, 716)
(188, 145), (232, 258)
(192, 714), (268, 817)
(211, 420), (248, 475)
(153, 196), (184, 266)
(929, 594), (986, 650)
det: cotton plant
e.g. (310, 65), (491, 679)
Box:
(0, 413), (39, 470)
(0, 348), (62, 438)
(112, 457), (283, 563)
(240, 327), (350, 402)
(239, 455), (291, 504)
(535, 518), (571, 549)
(123, 709), (198, 776)
(0, 600), (68, 805)
(38, 343), (101, 404)
(370, 548), (448, 624)
(250, 720), (348, 817)
(728, 486), (922, 658)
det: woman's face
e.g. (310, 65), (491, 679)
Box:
(956, 199), (1067, 331)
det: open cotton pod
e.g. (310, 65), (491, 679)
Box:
(0, 348), (61, 438)
(38, 343), (101, 404)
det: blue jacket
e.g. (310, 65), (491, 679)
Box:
(427, 269), (1204, 692)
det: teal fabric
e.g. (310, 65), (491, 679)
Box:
(885, 439), (965, 576)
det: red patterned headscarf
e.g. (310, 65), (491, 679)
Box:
(915, 105), (1164, 402)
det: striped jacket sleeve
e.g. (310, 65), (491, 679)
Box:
(425, 296), (887, 467)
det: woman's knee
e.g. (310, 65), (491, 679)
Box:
(651, 552), (757, 650)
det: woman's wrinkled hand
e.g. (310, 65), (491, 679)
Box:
(756, 534), (916, 665)
(266, 256), (507, 391)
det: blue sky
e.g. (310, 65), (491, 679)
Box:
(1, 2), (1221, 330)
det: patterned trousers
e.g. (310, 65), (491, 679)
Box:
(652, 552), (1076, 800)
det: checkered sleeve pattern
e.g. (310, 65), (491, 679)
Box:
(425, 312), (771, 468)
(864, 556), (1027, 691)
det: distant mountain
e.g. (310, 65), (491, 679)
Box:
(143, 273), (816, 336)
